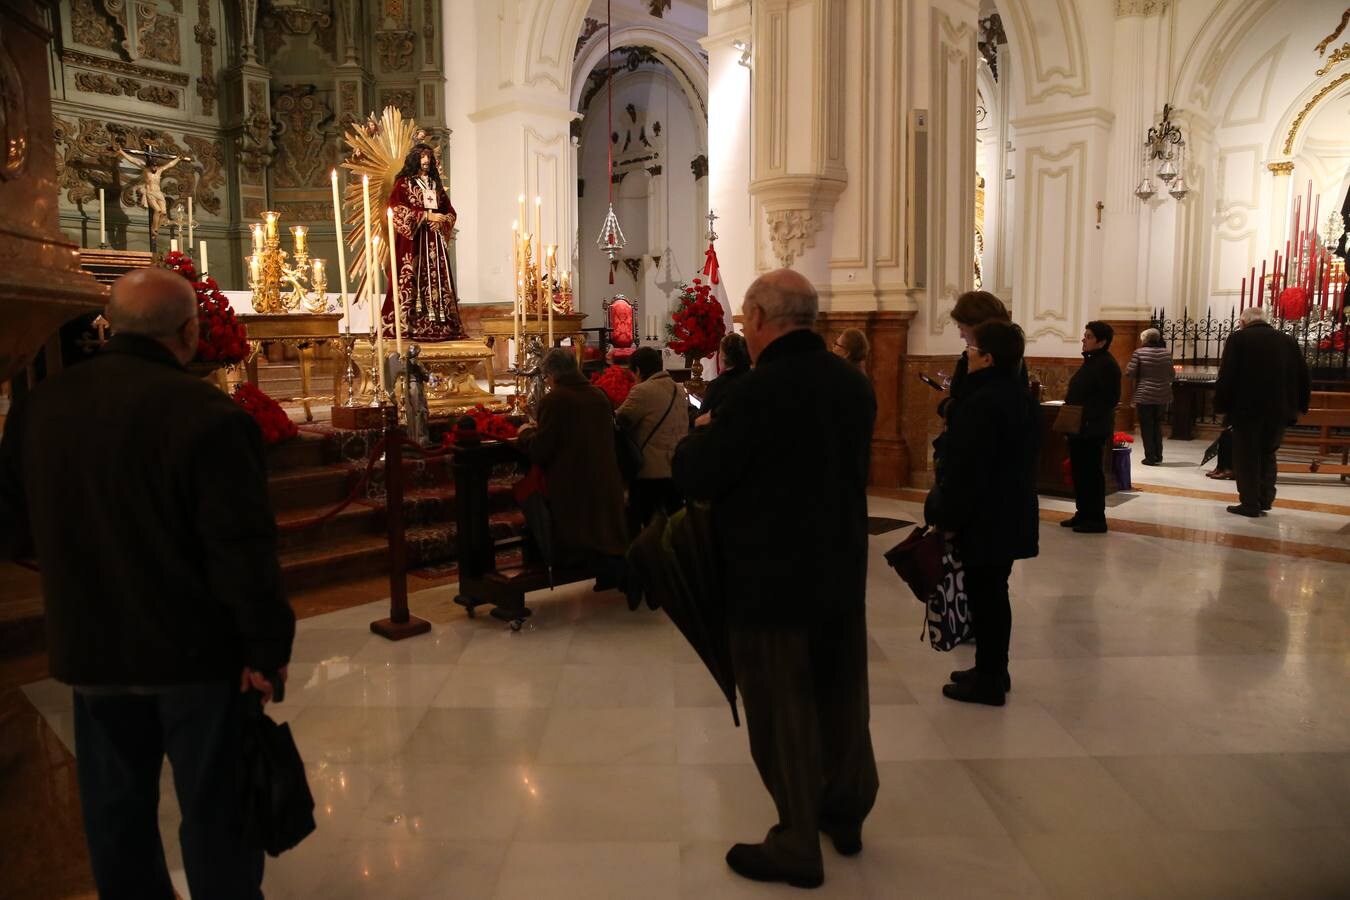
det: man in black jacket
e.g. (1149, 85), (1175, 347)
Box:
(925, 320), (1040, 705)
(0, 267), (295, 898)
(1062, 320), (1121, 533)
(674, 269), (877, 889)
(1214, 306), (1311, 516)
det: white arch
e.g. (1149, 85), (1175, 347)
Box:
(570, 25), (708, 146)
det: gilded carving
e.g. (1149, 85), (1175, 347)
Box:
(1267, 161), (1295, 175)
(274, 201), (335, 221)
(73, 71), (179, 108)
(62, 50), (190, 85)
(136, 2), (182, 65)
(379, 89), (415, 118)
(377, 31), (416, 71)
(647, 0), (672, 17)
(575, 18), (605, 60)
(1316, 43), (1350, 77)
(1314, 9), (1350, 58)
(766, 209), (822, 267)
(1115, 0), (1169, 15)
(423, 0), (436, 60)
(272, 85), (334, 189)
(71, 0), (119, 52)
(194, 0), (217, 114)
(237, 81), (275, 177)
(1283, 71), (1350, 155)
(266, 6), (332, 35)
(182, 135), (224, 215)
(422, 84), (435, 117)
(53, 115), (118, 204)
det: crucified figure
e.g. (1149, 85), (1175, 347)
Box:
(118, 144), (188, 238)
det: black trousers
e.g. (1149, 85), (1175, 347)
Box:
(73, 683), (263, 900)
(1067, 435), (1107, 523)
(626, 477), (683, 537)
(728, 613), (879, 875)
(1137, 404), (1165, 463)
(967, 560), (1014, 678)
(1231, 420), (1285, 510)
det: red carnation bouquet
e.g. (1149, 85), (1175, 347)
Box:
(233, 382), (298, 444)
(590, 364), (635, 409)
(667, 278), (726, 360)
(162, 250), (249, 365)
(1278, 286), (1309, 321)
(1112, 431), (1134, 449)
(441, 404), (520, 446)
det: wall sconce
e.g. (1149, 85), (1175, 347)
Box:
(734, 40), (752, 69)
(1135, 103), (1188, 202)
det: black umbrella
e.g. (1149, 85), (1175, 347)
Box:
(513, 465), (555, 588)
(627, 506), (739, 726)
(1201, 428), (1228, 466)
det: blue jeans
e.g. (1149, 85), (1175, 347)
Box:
(73, 682), (263, 900)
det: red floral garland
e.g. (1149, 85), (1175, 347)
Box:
(667, 277), (726, 360)
(233, 382), (298, 444)
(441, 404), (520, 445)
(162, 251), (249, 365)
(590, 364), (635, 409)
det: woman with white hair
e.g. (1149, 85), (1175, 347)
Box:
(1125, 327), (1175, 465)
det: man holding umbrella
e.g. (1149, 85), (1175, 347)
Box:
(673, 268), (878, 889)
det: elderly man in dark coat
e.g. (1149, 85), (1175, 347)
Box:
(517, 348), (628, 575)
(674, 268), (878, 889)
(0, 267), (294, 898)
(1214, 306), (1311, 516)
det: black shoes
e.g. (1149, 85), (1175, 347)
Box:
(1060, 516), (1079, 528)
(1226, 504), (1264, 518)
(1072, 520), (1108, 533)
(942, 678), (1006, 706)
(725, 843), (824, 889)
(819, 820), (862, 857)
(950, 666), (1011, 692)
(1141, 459), (1160, 466)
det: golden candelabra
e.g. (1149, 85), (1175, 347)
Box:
(246, 210), (329, 314)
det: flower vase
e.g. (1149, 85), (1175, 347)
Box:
(685, 355), (707, 399)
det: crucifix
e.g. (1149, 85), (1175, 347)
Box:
(117, 143), (191, 254)
(705, 208), (719, 242)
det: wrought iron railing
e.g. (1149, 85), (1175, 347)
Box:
(1148, 306), (1349, 381)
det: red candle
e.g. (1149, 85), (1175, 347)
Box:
(1240, 275), (1247, 310)
(1292, 197), (1301, 267)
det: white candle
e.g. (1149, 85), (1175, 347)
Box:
(291, 225), (307, 255)
(170, 238), (178, 253)
(371, 234), (387, 396)
(249, 255), (261, 284)
(251, 223), (264, 253)
(361, 176), (374, 325)
(511, 221), (521, 363)
(98, 188), (106, 247)
(534, 197), (542, 323)
(265, 211), (278, 241)
(187, 196), (193, 249)
(387, 207), (403, 359)
(199, 240), (208, 275)
(547, 244), (555, 346)
(312, 258), (325, 284)
(332, 170), (351, 332)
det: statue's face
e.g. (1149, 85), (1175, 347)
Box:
(419, 152), (432, 173)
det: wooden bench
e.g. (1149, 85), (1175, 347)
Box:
(1278, 402), (1350, 479)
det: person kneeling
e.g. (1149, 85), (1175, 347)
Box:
(924, 320), (1040, 706)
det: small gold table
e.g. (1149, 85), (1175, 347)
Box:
(238, 313), (343, 422)
(479, 313), (589, 386)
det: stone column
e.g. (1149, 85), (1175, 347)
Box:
(224, 0), (272, 284)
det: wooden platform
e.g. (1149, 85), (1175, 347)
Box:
(77, 249), (155, 286)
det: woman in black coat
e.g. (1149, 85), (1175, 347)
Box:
(1062, 321), (1121, 533)
(698, 332), (751, 421)
(925, 320), (1039, 706)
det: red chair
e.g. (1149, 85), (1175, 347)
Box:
(603, 293), (638, 364)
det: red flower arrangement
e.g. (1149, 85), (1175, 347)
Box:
(1318, 327), (1347, 352)
(441, 404), (520, 446)
(590, 364), (636, 409)
(233, 382), (298, 444)
(1113, 431), (1135, 449)
(162, 251), (249, 365)
(1278, 286), (1309, 321)
(667, 278), (726, 360)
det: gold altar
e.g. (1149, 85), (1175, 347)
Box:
(479, 313), (590, 385)
(347, 338), (502, 415)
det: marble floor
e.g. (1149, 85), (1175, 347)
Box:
(13, 437), (1350, 899)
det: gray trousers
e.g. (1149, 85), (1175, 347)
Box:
(729, 612), (879, 874)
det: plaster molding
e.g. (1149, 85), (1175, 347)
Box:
(1001, 0), (1090, 104)
(1220, 38), (1285, 129)
(765, 208), (822, 268)
(1020, 142), (1088, 335)
(1009, 107), (1114, 133)
(467, 99), (581, 125)
(1115, 0), (1168, 17)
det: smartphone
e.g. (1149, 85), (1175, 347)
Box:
(688, 393), (703, 409)
(918, 372), (947, 392)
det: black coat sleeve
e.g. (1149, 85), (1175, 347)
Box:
(673, 389), (758, 502)
(926, 402), (997, 532)
(191, 412), (294, 672)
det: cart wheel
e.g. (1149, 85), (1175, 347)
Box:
(510, 619), (524, 632)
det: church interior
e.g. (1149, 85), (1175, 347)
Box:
(1, 0), (1348, 896)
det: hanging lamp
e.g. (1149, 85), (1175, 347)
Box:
(595, 0), (626, 283)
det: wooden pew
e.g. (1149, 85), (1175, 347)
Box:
(1278, 402), (1350, 479)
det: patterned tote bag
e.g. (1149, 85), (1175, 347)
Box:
(922, 541), (972, 651)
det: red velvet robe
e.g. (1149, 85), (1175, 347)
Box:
(382, 174), (466, 342)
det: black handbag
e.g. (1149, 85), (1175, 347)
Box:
(240, 695), (316, 857)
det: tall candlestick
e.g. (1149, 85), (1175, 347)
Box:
(199, 240), (208, 276)
(361, 175), (374, 323)
(547, 244), (555, 346)
(187, 196), (193, 250)
(372, 234), (387, 396)
(387, 207), (403, 359)
(534, 195), (543, 290)
(511, 221), (521, 364)
(332, 170), (351, 332)
(1251, 266), (1257, 307)
(98, 188), (106, 247)
(518, 194), (527, 234)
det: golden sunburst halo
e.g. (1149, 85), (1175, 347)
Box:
(341, 106), (420, 303)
